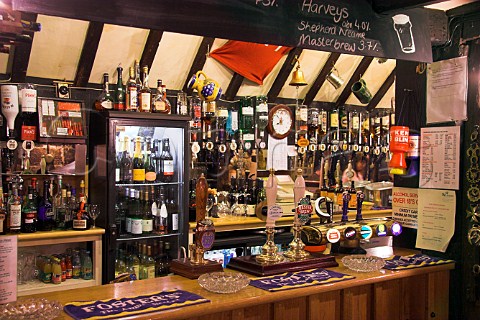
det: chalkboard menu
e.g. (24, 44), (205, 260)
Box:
(14, 0), (432, 62)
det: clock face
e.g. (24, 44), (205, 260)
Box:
(268, 105), (293, 139)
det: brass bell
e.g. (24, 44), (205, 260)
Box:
(289, 63), (308, 87)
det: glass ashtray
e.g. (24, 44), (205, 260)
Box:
(0, 298), (62, 319)
(341, 255), (385, 272)
(198, 272), (250, 294)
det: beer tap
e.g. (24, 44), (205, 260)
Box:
(356, 190), (365, 221)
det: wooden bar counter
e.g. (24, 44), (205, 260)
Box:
(25, 248), (453, 320)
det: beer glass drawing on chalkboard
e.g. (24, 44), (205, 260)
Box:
(392, 14), (415, 53)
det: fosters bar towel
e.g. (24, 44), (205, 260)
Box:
(250, 268), (355, 292)
(64, 289), (209, 320)
(383, 254), (454, 270)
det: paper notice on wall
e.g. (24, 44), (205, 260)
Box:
(419, 126), (460, 190)
(392, 187), (419, 229)
(415, 189), (456, 252)
(267, 136), (288, 170)
(426, 56), (467, 124)
(0, 235), (17, 304)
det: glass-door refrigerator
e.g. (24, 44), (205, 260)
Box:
(89, 111), (189, 283)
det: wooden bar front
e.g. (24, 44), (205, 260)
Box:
(24, 249), (453, 320)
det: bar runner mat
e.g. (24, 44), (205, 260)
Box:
(383, 254), (455, 270)
(250, 268), (355, 292)
(63, 289), (210, 320)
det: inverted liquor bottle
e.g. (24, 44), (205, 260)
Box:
(239, 97), (254, 151)
(1, 84), (19, 138)
(95, 73), (114, 111)
(19, 83), (38, 141)
(114, 66), (126, 111)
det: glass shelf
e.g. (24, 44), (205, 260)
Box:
(116, 232), (181, 242)
(0, 172), (82, 177)
(115, 181), (184, 187)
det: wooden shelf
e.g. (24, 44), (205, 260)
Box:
(14, 228), (104, 296)
(18, 279), (97, 297)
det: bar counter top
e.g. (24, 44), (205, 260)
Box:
(23, 248), (454, 320)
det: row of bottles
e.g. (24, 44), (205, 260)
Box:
(114, 240), (172, 280)
(37, 248), (93, 284)
(0, 175), (91, 235)
(95, 61), (174, 114)
(115, 135), (174, 184)
(115, 185), (179, 236)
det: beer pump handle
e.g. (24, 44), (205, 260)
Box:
(341, 191), (351, 222)
(265, 169), (278, 228)
(356, 191), (365, 221)
(195, 174), (208, 222)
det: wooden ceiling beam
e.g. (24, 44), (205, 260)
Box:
(74, 21), (104, 87)
(223, 72), (244, 101)
(302, 52), (341, 107)
(183, 37), (215, 93)
(9, 12), (37, 83)
(139, 30), (163, 70)
(366, 68), (396, 111)
(267, 47), (302, 103)
(335, 56), (374, 107)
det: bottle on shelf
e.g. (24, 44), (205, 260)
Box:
(22, 186), (37, 233)
(8, 184), (22, 234)
(38, 180), (54, 231)
(152, 79), (171, 114)
(154, 186), (168, 234)
(134, 60), (142, 110)
(72, 184), (90, 231)
(127, 244), (140, 279)
(176, 91), (188, 116)
(168, 187), (179, 233)
(126, 66), (138, 112)
(132, 136), (145, 184)
(138, 66), (151, 112)
(144, 143), (156, 184)
(160, 138), (174, 182)
(114, 66), (126, 111)
(82, 251), (93, 280)
(95, 73), (114, 111)
(130, 190), (143, 235)
(145, 245), (155, 279)
(54, 175), (68, 230)
(155, 241), (168, 277)
(115, 248), (126, 277)
(142, 190), (154, 234)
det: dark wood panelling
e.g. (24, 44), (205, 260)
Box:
(335, 56), (374, 107)
(139, 30), (163, 70)
(224, 72), (244, 101)
(267, 47), (302, 103)
(366, 68), (395, 111)
(303, 52), (341, 107)
(74, 21), (104, 87)
(9, 12), (37, 82)
(183, 37), (215, 93)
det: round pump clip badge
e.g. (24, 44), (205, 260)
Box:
(376, 224), (387, 237)
(344, 226), (357, 240)
(360, 225), (373, 240)
(391, 222), (403, 236)
(326, 228), (341, 243)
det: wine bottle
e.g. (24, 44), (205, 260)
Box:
(144, 149), (157, 183)
(95, 73), (114, 111)
(142, 190), (153, 234)
(168, 187), (179, 233)
(114, 66), (126, 110)
(130, 190), (143, 235)
(132, 137), (145, 184)
(160, 138), (174, 182)
(155, 186), (168, 234)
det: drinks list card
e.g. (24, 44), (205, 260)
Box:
(0, 235), (17, 304)
(419, 126), (460, 190)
